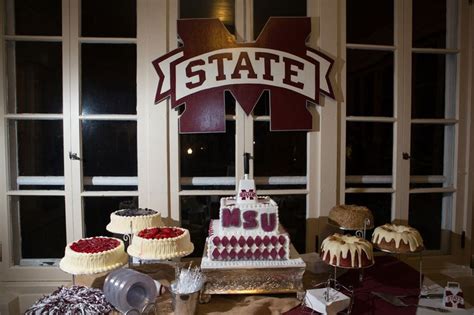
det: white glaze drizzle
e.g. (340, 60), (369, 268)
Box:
(321, 233), (373, 268)
(372, 224), (423, 252)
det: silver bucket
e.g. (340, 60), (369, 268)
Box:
(170, 285), (200, 315)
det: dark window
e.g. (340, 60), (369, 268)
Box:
(412, 53), (450, 119)
(346, 122), (393, 175)
(14, 120), (64, 179)
(81, 0), (136, 38)
(16, 196), (66, 259)
(84, 197), (138, 237)
(409, 193), (444, 250)
(81, 44), (137, 115)
(272, 195), (306, 254)
(180, 121), (236, 179)
(347, 49), (394, 117)
(13, 0), (61, 36)
(410, 124), (448, 176)
(181, 195), (222, 257)
(347, 0), (393, 45)
(12, 42), (62, 113)
(412, 0), (447, 48)
(82, 121), (137, 179)
(253, 0), (306, 40)
(180, 0), (235, 34)
(254, 121), (307, 178)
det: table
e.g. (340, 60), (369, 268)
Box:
(76, 253), (472, 314)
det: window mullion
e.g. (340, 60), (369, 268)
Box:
(393, 0), (411, 223)
(61, 0), (75, 247)
(69, 0), (84, 240)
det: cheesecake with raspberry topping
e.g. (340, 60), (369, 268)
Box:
(127, 227), (194, 260)
(59, 237), (128, 275)
(106, 208), (164, 234)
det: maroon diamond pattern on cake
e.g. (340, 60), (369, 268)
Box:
(255, 236), (262, 246)
(237, 250), (245, 259)
(222, 236), (229, 246)
(212, 248), (220, 259)
(230, 236), (238, 246)
(238, 236), (246, 247)
(270, 248), (278, 259)
(247, 237), (254, 247)
(212, 236), (221, 246)
(263, 236), (270, 246)
(279, 235), (286, 245)
(271, 236), (278, 245)
(278, 248), (286, 258)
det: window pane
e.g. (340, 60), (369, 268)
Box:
(271, 195), (306, 254)
(410, 124), (448, 176)
(12, 120), (64, 183)
(411, 53), (450, 119)
(82, 121), (137, 179)
(409, 193), (445, 250)
(253, 0), (306, 40)
(180, 0), (235, 34)
(346, 0), (393, 45)
(181, 195), (222, 257)
(345, 193), (392, 240)
(346, 122), (393, 175)
(347, 49), (394, 117)
(9, 42), (62, 113)
(413, 0), (449, 48)
(81, 0), (136, 38)
(12, 0), (61, 36)
(84, 197), (138, 237)
(252, 91), (269, 116)
(81, 44), (136, 115)
(15, 196), (66, 259)
(180, 121), (235, 180)
(254, 121), (306, 180)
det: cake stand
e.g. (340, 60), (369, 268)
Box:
(327, 218), (373, 239)
(200, 243), (306, 302)
(326, 218), (374, 282)
(373, 245), (424, 293)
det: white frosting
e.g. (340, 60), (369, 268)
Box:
(127, 227), (194, 260)
(59, 237), (128, 275)
(201, 257), (305, 269)
(372, 224), (423, 252)
(321, 234), (374, 268)
(106, 210), (163, 234)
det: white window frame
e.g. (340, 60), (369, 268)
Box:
(0, 0), (170, 283)
(341, 0), (473, 260)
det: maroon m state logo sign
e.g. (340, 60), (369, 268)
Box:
(153, 17), (335, 133)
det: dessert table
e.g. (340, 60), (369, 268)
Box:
(76, 254), (471, 314)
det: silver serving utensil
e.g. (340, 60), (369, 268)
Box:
(371, 291), (450, 313)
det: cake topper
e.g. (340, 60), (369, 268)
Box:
(238, 153), (257, 204)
